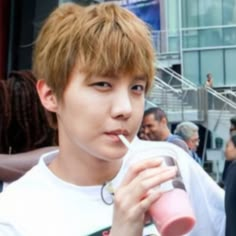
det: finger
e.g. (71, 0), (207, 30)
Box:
(132, 188), (163, 217)
(122, 158), (163, 186)
(114, 167), (177, 211)
(131, 167), (177, 200)
(135, 166), (177, 185)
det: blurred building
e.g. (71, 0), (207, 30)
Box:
(153, 0), (236, 87)
(1, 0), (236, 88)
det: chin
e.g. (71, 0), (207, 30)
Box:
(101, 148), (128, 161)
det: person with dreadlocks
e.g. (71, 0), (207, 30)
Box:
(0, 79), (10, 154)
(0, 70), (57, 189)
(6, 70), (56, 153)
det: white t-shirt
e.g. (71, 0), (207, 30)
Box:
(0, 139), (225, 236)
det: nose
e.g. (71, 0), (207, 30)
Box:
(143, 126), (149, 134)
(110, 90), (132, 120)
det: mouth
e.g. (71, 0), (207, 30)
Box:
(105, 129), (129, 142)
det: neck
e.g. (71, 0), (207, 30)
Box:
(48, 151), (123, 186)
(162, 129), (171, 141)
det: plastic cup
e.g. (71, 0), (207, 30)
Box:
(149, 188), (196, 236)
(149, 156), (196, 236)
(117, 137), (196, 236)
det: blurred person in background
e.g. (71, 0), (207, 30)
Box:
(205, 73), (214, 88)
(174, 121), (202, 165)
(0, 70), (57, 191)
(221, 116), (236, 188)
(141, 107), (190, 153)
(224, 134), (236, 236)
(204, 73), (214, 109)
(5, 70), (56, 154)
(229, 116), (236, 135)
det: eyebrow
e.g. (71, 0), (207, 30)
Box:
(85, 73), (148, 83)
(134, 75), (147, 80)
(112, 74), (147, 82)
(132, 75), (148, 83)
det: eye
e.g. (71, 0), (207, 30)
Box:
(92, 82), (111, 90)
(132, 84), (145, 94)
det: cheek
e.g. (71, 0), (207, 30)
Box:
(225, 147), (236, 160)
(133, 102), (144, 121)
(186, 141), (192, 148)
(231, 148), (236, 157)
(66, 90), (102, 118)
(149, 127), (156, 134)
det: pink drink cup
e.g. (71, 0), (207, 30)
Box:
(149, 188), (196, 236)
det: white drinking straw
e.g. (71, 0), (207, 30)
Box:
(118, 134), (131, 149)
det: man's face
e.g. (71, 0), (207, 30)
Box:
(49, 67), (147, 162)
(142, 113), (164, 141)
(186, 132), (199, 151)
(224, 139), (236, 161)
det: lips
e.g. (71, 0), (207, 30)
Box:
(105, 129), (129, 137)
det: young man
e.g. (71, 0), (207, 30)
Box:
(0, 3), (225, 236)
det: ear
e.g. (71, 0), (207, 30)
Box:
(36, 79), (58, 112)
(161, 117), (167, 125)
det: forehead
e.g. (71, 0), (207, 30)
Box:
(143, 114), (158, 125)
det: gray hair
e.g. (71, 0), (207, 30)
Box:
(174, 121), (199, 141)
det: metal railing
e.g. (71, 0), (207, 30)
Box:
(158, 63), (236, 109)
(146, 76), (182, 111)
(146, 75), (204, 122)
(157, 63), (196, 90)
(146, 65), (236, 124)
(220, 90), (236, 104)
(205, 86), (236, 111)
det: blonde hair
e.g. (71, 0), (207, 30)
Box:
(76, 3), (155, 91)
(33, 3), (83, 98)
(33, 3), (155, 127)
(33, 2), (154, 97)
